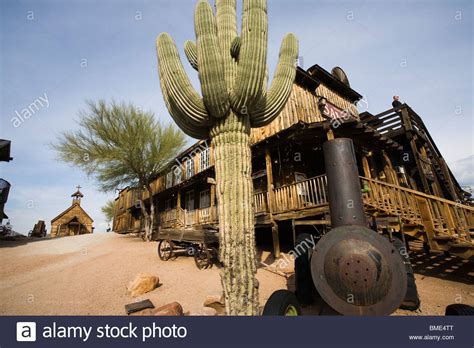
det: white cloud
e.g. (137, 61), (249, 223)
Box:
(449, 155), (474, 188)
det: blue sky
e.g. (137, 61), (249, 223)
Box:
(0, 0), (472, 234)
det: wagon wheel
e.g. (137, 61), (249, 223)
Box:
(158, 240), (174, 261)
(194, 244), (212, 270)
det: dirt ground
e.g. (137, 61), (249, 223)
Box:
(0, 233), (472, 316)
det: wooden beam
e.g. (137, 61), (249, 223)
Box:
(420, 146), (443, 197)
(292, 219), (296, 247)
(271, 224), (280, 259)
(382, 150), (399, 185)
(265, 148), (275, 213)
(415, 197), (441, 251)
(265, 147), (280, 258)
(362, 155), (372, 179)
(439, 157), (459, 201)
(273, 205), (330, 221)
(410, 138), (431, 194)
(176, 189), (181, 209)
(293, 220), (330, 226)
(400, 107), (413, 132)
(210, 185), (216, 221)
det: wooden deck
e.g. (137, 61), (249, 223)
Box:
(157, 174), (474, 259)
(362, 176), (474, 258)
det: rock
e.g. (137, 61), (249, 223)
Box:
(127, 273), (159, 297)
(153, 302), (184, 316)
(136, 302), (184, 316)
(203, 294), (224, 307)
(186, 306), (218, 316)
(203, 293), (225, 315)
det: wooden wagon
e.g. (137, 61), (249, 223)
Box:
(28, 220), (47, 238)
(157, 228), (219, 270)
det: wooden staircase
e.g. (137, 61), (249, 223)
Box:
(361, 176), (474, 259)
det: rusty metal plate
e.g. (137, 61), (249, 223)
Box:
(310, 225), (407, 316)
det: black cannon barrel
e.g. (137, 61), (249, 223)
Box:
(323, 138), (366, 228)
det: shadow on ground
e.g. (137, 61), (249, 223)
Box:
(410, 250), (473, 285)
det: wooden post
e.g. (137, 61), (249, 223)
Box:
(416, 197), (440, 251)
(419, 146), (443, 197)
(210, 184), (216, 222)
(265, 147), (280, 258)
(442, 203), (456, 236)
(362, 155), (372, 179)
(400, 106), (413, 132)
(326, 128), (335, 141)
(402, 107), (431, 194)
(409, 137), (431, 195)
(291, 219), (296, 247)
(439, 157), (458, 201)
(382, 151), (399, 185)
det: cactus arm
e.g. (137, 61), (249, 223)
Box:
(216, 0), (238, 90)
(156, 33), (209, 126)
(184, 40), (198, 70)
(195, 0), (230, 119)
(157, 43), (209, 139)
(231, 0), (268, 113)
(230, 36), (240, 60)
(250, 33), (298, 128)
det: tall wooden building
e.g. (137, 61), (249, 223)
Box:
(51, 186), (94, 237)
(113, 64), (473, 260)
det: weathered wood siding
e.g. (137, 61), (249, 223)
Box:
(250, 83), (358, 144)
(50, 204), (93, 237)
(113, 79), (359, 229)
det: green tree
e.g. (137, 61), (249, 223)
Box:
(155, 0), (298, 314)
(102, 199), (116, 223)
(53, 100), (186, 241)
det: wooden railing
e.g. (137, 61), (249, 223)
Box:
(253, 191), (268, 214)
(361, 177), (474, 243)
(160, 207), (185, 226)
(273, 175), (328, 213)
(185, 210), (196, 226)
(160, 209), (177, 224)
(160, 206), (217, 227)
(155, 174), (473, 251)
(198, 207), (217, 224)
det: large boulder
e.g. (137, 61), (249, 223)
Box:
(127, 273), (160, 297)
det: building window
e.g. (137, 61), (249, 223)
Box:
(199, 148), (210, 172)
(185, 190), (195, 211)
(199, 189), (210, 209)
(185, 158), (194, 179)
(166, 171), (173, 189)
(174, 166), (182, 184)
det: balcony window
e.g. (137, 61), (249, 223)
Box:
(199, 148), (210, 172)
(185, 158), (195, 179)
(174, 166), (182, 184)
(166, 171), (173, 189)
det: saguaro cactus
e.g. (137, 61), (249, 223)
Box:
(156, 0), (298, 315)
